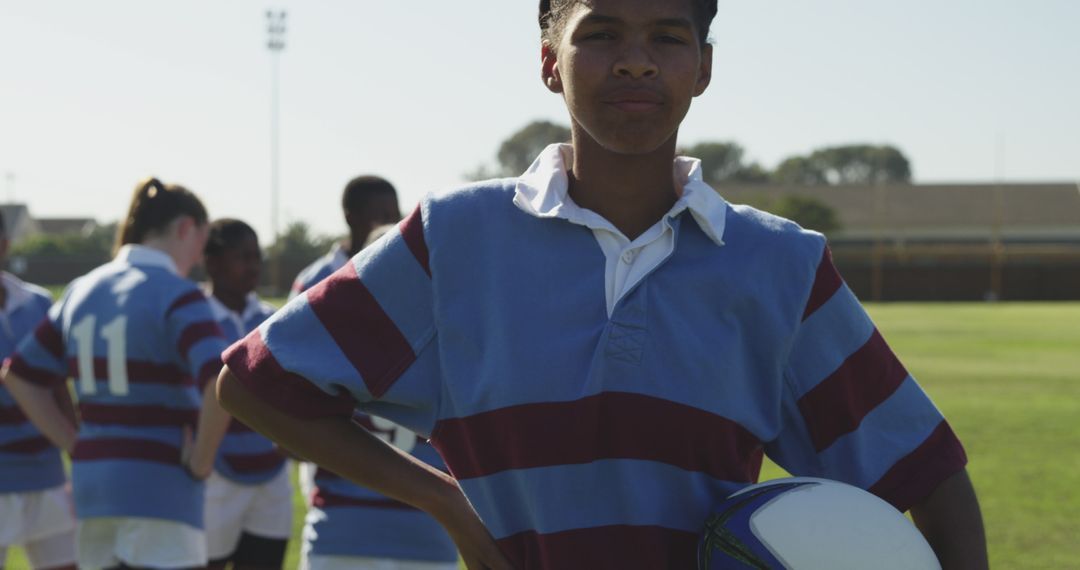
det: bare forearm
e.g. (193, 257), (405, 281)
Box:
(1, 369), (77, 452)
(186, 380), (233, 477)
(216, 366), (459, 516)
(910, 469), (988, 570)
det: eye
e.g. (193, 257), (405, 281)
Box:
(656, 33), (689, 45)
(582, 30), (616, 41)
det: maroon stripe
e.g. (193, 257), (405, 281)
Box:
(79, 403), (198, 427)
(305, 262), (415, 399)
(432, 391), (762, 482)
(5, 355), (65, 387)
(178, 321), (224, 360)
(71, 438), (180, 465)
(312, 488), (416, 511)
(802, 246), (844, 321)
(0, 405), (28, 425)
(223, 331), (357, 420)
(398, 205), (431, 277)
(497, 525), (698, 570)
(166, 290), (207, 318)
(797, 329), (909, 452)
(870, 420), (968, 512)
(33, 320), (65, 360)
(65, 358), (194, 387)
(223, 450), (285, 473)
(196, 358), (223, 390)
(0, 436), (54, 454)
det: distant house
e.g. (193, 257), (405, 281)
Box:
(0, 204), (39, 245)
(716, 182), (1080, 301)
(36, 217), (99, 237)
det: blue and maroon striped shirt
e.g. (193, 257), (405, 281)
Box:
(225, 181), (966, 569)
(0, 272), (63, 493)
(7, 245), (228, 528)
(287, 248), (457, 562)
(206, 293), (286, 485)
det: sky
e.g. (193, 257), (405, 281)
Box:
(2, 0), (1078, 242)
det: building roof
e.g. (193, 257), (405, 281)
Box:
(36, 217), (98, 236)
(716, 182), (1080, 242)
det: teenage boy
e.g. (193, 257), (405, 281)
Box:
(217, 1), (988, 568)
(290, 175), (401, 296)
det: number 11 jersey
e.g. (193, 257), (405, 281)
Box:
(7, 244), (229, 529)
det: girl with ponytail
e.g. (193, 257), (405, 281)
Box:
(3, 177), (233, 569)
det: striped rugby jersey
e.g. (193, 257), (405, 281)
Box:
(0, 272), (64, 493)
(225, 182), (967, 569)
(206, 293), (286, 485)
(7, 245), (228, 528)
(288, 250), (457, 562)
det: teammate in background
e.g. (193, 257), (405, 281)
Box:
(290, 187), (458, 570)
(217, 1), (988, 568)
(2, 178), (232, 569)
(0, 212), (77, 570)
(289, 175), (401, 296)
(202, 219), (291, 570)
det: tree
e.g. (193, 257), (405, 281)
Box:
(769, 195), (841, 235)
(265, 221), (339, 263)
(495, 120), (572, 176)
(681, 141), (770, 185)
(773, 144), (911, 185)
(11, 223), (116, 259)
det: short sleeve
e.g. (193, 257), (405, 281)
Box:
(5, 301), (68, 387)
(765, 247), (967, 512)
(165, 289), (229, 390)
(223, 205), (441, 435)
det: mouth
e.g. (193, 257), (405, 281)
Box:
(604, 90), (664, 113)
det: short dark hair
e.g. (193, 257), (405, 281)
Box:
(115, 177), (208, 255)
(539, 0), (718, 48)
(342, 176), (397, 215)
(205, 218), (258, 257)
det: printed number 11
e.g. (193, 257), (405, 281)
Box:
(71, 315), (129, 396)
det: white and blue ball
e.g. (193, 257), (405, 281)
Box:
(698, 477), (940, 570)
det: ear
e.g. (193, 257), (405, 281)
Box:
(541, 42), (563, 94)
(693, 44), (713, 97)
(174, 216), (195, 240)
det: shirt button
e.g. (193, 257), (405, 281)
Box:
(621, 250), (636, 263)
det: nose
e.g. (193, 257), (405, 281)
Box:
(613, 44), (658, 79)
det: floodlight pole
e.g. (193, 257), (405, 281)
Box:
(267, 9), (287, 292)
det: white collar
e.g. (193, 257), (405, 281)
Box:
(205, 291), (265, 323)
(1, 272), (40, 313)
(115, 244), (180, 275)
(512, 143), (727, 246)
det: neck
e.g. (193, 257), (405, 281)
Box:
(137, 238), (187, 275)
(210, 286), (247, 314)
(567, 130), (680, 240)
(347, 234), (362, 257)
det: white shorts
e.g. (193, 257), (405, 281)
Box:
(76, 517), (206, 569)
(0, 484), (77, 569)
(205, 468), (293, 560)
(302, 554), (459, 570)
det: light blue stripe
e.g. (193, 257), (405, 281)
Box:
(79, 424), (184, 445)
(354, 229), (434, 355)
(78, 382), (200, 405)
(260, 298), (373, 402)
(460, 459), (746, 539)
(786, 284), (875, 398)
(306, 505), (457, 561)
(73, 459), (204, 527)
(819, 376), (945, 487)
(219, 432), (276, 453)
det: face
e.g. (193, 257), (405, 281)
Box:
(348, 192), (401, 243)
(542, 0), (712, 155)
(206, 234), (262, 296)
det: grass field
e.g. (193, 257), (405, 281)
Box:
(6, 302), (1079, 568)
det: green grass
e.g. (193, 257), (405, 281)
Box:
(7, 302), (1080, 568)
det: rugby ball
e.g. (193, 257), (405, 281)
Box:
(699, 477), (940, 570)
